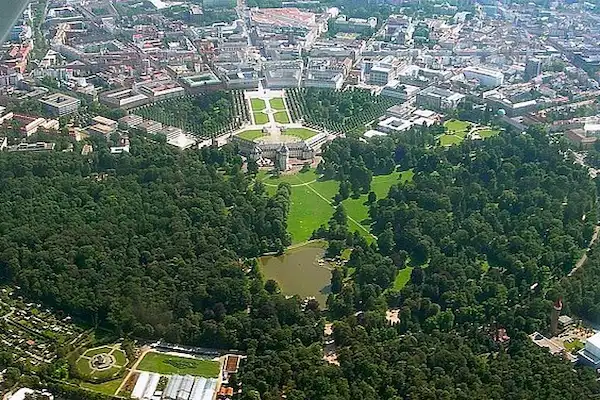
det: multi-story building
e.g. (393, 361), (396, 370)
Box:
(463, 66), (504, 87)
(524, 58), (542, 81)
(416, 86), (465, 111)
(39, 93), (81, 116)
(100, 89), (150, 109)
(381, 81), (420, 101)
(263, 61), (303, 88)
(135, 79), (185, 102)
(363, 56), (402, 86)
(333, 15), (377, 33)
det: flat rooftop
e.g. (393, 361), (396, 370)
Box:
(40, 93), (80, 106)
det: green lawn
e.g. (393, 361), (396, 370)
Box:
(91, 366), (122, 380)
(84, 346), (113, 358)
(393, 267), (414, 290)
(112, 349), (128, 366)
(76, 357), (93, 376)
(564, 339), (584, 353)
(253, 112), (269, 125)
(81, 379), (123, 396)
(274, 111), (290, 124)
(137, 352), (220, 377)
(478, 129), (500, 138)
(250, 98), (266, 111)
(439, 134), (464, 146)
(259, 171), (337, 243)
(237, 129), (266, 141)
(270, 97), (286, 110)
(342, 170), (415, 230)
(444, 119), (470, 133)
(259, 169), (413, 244)
(284, 128), (317, 140)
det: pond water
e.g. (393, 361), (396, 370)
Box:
(260, 242), (332, 305)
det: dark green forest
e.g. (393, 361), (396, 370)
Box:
(1, 126), (600, 399)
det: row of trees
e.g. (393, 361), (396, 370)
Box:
(133, 92), (245, 138)
(285, 88), (400, 134)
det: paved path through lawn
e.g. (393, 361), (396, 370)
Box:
(302, 181), (376, 239)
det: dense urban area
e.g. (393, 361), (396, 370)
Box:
(4, 0), (600, 399)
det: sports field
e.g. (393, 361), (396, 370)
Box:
(270, 98), (286, 110)
(251, 98), (266, 111)
(259, 169), (413, 243)
(253, 112), (269, 125)
(137, 352), (220, 377)
(237, 129), (266, 141)
(274, 111), (290, 124)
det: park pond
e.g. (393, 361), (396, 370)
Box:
(259, 242), (332, 305)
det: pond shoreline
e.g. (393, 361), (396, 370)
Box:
(258, 241), (332, 304)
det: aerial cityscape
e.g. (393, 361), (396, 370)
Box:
(2, 0), (600, 399)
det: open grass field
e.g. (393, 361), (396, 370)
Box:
(84, 346), (113, 358)
(284, 127), (317, 140)
(393, 267), (414, 290)
(259, 170), (337, 243)
(270, 98), (286, 110)
(250, 98), (266, 111)
(253, 112), (269, 125)
(342, 170), (414, 229)
(259, 169), (413, 243)
(444, 119), (471, 133)
(274, 111), (290, 124)
(81, 379), (123, 396)
(92, 366), (122, 380)
(137, 352), (220, 377)
(478, 129), (500, 138)
(112, 349), (128, 366)
(76, 357), (94, 375)
(237, 129), (266, 141)
(439, 134), (464, 146)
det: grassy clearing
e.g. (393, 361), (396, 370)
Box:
(237, 129), (266, 141)
(284, 127), (317, 140)
(76, 357), (93, 375)
(84, 346), (113, 358)
(250, 98), (266, 111)
(270, 97), (286, 110)
(444, 119), (470, 133)
(259, 171), (337, 243)
(259, 169), (413, 243)
(81, 379), (123, 396)
(478, 129), (500, 138)
(137, 352), (220, 377)
(274, 111), (290, 124)
(253, 112), (269, 125)
(342, 170), (415, 230)
(439, 134), (464, 146)
(92, 366), (122, 380)
(393, 267), (414, 290)
(112, 349), (128, 366)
